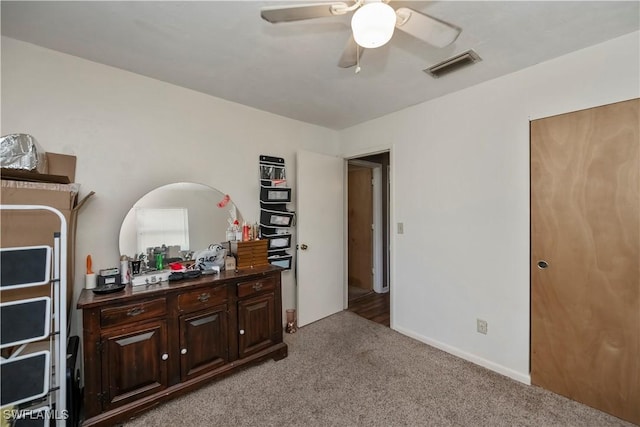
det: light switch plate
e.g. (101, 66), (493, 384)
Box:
(397, 222), (404, 234)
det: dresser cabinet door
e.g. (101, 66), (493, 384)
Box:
(179, 305), (228, 381)
(100, 320), (168, 410)
(238, 293), (276, 358)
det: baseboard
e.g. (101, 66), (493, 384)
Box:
(393, 325), (531, 385)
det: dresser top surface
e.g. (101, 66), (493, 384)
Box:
(77, 265), (282, 308)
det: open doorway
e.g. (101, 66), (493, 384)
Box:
(346, 151), (390, 327)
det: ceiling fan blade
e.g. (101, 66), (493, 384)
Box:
(261, 2), (349, 23)
(338, 35), (364, 68)
(394, 7), (461, 48)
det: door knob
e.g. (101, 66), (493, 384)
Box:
(300, 244), (308, 251)
(537, 260), (549, 269)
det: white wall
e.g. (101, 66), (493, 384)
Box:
(340, 31), (640, 383)
(1, 37), (340, 335)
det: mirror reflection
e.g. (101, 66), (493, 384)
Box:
(119, 182), (242, 265)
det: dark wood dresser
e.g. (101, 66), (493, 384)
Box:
(77, 265), (287, 426)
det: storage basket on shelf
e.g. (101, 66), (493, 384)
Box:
(262, 232), (292, 251)
(259, 185), (291, 203)
(267, 252), (293, 270)
(260, 208), (294, 228)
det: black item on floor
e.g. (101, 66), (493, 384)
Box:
(66, 335), (81, 427)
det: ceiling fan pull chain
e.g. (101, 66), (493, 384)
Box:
(355, 44), (361, 74)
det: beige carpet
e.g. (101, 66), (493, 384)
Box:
(125, 311), (633, 427)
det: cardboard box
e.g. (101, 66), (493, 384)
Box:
(0, 180), (93, 319)
(46, 152), (76, 183)
(0, 152), (76, 184)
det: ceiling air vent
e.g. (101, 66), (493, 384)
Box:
(424, 49), (481, 78)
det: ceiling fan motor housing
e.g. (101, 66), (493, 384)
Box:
(351, 1), (397, 48)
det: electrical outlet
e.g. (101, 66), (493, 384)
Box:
(477, 319), (488, 335)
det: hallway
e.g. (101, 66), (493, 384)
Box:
(347, 288), (390, 327)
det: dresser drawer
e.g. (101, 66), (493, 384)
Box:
(237, 277), (276, 299)
(177, 286), (227, 313)
(100, 298), (167, 328)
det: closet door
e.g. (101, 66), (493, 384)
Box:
(530, 98), (639, 424)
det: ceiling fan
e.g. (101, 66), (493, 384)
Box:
(260, 0), (461, 69)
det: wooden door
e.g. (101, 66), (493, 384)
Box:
(179, 305), (228, 381)
(238, 293), (276, 358)
(101, 320), (168, 410)
(296, 150), (344, 327)
(348, 165), (373, 291)
(531, 98), (639, 424)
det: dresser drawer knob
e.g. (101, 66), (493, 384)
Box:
(197, 293), (210, 302)
(161, 353), (169, 361)
(127, 307), (145, 317)
(252, 282), (263, 291)
(181, 348), (188, 355)
(239, 329), (245, 335)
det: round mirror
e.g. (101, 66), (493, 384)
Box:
(119, 182), (242, 262)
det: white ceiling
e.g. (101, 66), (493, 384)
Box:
(2, 1), (638, 129)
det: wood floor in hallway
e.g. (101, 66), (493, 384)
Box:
(347, 289), (390, 327)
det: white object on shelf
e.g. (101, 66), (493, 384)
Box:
(85, 273), (97, 289)
(131, 270), (171, 286)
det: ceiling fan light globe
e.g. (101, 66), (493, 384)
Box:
(351, 2), (396, 48)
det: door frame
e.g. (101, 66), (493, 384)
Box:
(347, 159), (384, 294)
(343, 145), (394, 328)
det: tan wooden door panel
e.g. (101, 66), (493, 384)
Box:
(530, 98), (639, 424)
(348, 165), (373, 291)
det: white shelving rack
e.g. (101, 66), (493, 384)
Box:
(0, 204), (67, 426)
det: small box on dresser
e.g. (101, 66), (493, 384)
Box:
(230, 240), (269, 269)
